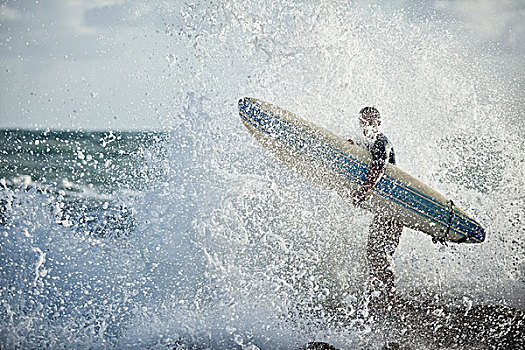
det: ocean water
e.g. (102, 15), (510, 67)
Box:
(1, 1), (524, 349)
(0, 129), (166, 236)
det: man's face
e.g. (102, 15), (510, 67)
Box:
(359, 113), (380, 139)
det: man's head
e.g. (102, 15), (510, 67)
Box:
(359, 106), (381, 139)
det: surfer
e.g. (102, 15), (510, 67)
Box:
(347, 107), (403, 309)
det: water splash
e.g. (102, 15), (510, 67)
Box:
(1, 1), (523, 348)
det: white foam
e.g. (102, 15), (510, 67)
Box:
(1, 1), (523, 348)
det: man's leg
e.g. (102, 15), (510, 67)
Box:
(367, 215), (403, 307)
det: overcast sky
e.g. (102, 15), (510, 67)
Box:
(1, 0), (524, 131)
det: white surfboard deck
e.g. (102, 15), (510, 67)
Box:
(239, 97), (485, 244)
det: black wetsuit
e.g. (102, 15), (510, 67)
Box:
(358, 132), (402, 306)
(359, 133), (396, 168)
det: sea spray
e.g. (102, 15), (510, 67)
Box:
(1, 1), (523, 348)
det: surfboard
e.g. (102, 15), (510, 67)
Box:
(238, 97), (485, 244)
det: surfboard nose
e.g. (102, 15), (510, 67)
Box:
(238, 97), (250, 109)
(238, 97), (253, 116)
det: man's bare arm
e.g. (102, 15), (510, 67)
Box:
(353, 164), (385, 206)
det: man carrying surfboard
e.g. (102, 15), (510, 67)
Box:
(347, 107), (403, 309)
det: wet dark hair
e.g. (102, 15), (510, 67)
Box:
(359, 106), (380, 120)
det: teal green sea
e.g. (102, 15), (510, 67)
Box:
(0, 129), (166, 195)
(0, 129), (167, 237)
